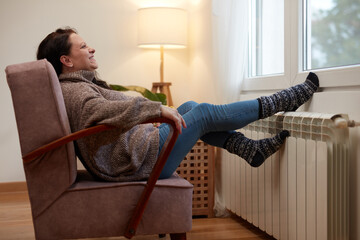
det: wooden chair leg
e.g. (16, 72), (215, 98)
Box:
(170, 233), (186, 240)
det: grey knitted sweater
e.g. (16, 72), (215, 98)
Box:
(59, 70), (162, 181)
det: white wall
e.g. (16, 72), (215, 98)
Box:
(187, 0), (216, 104)
(0, 0), (191, 182)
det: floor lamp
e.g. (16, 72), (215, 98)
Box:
(137, 7), (188, 106)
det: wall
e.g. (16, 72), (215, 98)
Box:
(187, 0), (216, 104)
(0, 0), (190, 182)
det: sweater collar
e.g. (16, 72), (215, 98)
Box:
(59, 70), (96, 83)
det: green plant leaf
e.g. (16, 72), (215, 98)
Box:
(156, 93), (167, 105)
(109, 84), (167, 105)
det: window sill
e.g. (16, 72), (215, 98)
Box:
(242, 64), (360, 93)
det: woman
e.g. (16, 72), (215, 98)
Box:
(37, 27), (319, 181)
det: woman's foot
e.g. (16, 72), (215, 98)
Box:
(224, 130), (290, 167)
(258, 72), (319, 119)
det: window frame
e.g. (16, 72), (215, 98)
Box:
(242, 0), (360, 92)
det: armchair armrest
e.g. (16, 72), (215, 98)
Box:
(22, 124), (115, 163)
(22, 117), (178, 164)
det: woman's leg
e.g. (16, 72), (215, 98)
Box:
(159, 99), (260, 179)
(176, 100), (198, 115)
(176, 101), (236, 148)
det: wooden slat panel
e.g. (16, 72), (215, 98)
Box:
(177, 140), (215, 217)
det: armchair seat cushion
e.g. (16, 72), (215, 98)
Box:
(34, 171), (193, 239)
(70, 170), (192, 190)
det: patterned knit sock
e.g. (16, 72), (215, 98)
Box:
(224, 130), (290, 167)
(257, 72), (319, 119)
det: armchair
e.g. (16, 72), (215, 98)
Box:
(5, 59), (193, 240)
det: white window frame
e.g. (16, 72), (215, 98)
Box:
(242, 0), (360, 92)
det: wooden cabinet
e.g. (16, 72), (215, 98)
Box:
(176, 140), (215, 217)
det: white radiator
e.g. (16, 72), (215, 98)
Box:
(222, 112), (349, 240)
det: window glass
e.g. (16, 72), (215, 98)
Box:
(249, 0), (284, 77)
(304, 0), (360, 70)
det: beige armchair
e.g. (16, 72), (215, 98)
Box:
(5, 59), (193, 240)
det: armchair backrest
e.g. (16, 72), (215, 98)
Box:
(6, 59), (77, 218)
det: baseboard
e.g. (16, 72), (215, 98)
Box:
(0, 181), (27, 193)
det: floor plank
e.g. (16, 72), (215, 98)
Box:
(0, 191), (273, 240)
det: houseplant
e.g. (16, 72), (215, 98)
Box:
(110, 84), (167, 105)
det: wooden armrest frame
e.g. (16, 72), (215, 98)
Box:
(22, 124), (115, 163)
(21, 117), (179, 239)
(124, 118), (178, 239)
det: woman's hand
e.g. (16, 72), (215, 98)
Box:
(160, 105), (187, 134)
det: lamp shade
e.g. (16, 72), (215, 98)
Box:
(137, 7), (187, 49)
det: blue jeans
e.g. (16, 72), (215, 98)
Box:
(158, 100), (259, 179)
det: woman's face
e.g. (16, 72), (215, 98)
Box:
(62, 33), (98, 72)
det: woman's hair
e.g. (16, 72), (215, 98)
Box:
(37, 27), (77, 76)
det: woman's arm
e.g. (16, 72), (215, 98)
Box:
(62, 82), (162, 132)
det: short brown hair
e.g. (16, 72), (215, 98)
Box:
(37, 27), (77, 76)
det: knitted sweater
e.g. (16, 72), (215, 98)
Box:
(59, 71), (162, 181)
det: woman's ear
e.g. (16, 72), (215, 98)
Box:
(60, 55), (73, 68)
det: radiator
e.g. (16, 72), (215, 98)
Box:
(222, 112), (349, 240)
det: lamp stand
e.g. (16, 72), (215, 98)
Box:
(152, 82), (173, 106)
(151, 46), (174, 106)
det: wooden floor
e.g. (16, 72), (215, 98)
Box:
(0, 190), (273, 240)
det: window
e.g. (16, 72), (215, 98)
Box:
(303, 0), (360, 70)
(244, 0), (360, 91)
(248, 0), (284, 77)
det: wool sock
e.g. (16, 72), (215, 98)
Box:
(224, 130), (290, 167)
(258, 72), (319, 119)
